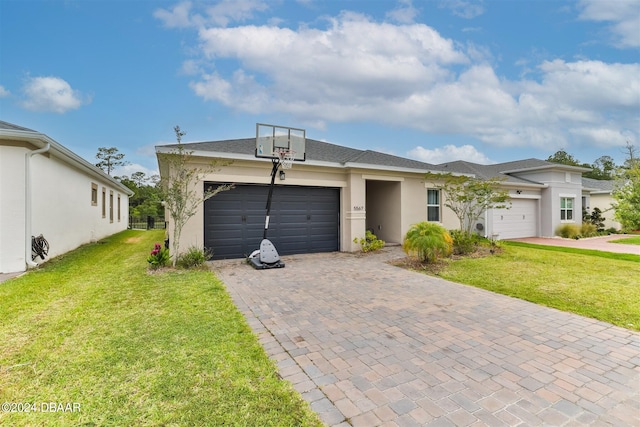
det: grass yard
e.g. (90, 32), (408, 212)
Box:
(0, 230), (322, 427)
(422, 242), (640, 332)
(610, 235), (640, 245)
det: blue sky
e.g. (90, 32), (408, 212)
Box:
(1, 0), (638, 177)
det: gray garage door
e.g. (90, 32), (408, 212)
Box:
(204, 183), (340, 259)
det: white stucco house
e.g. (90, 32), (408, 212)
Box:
(156, 134), (618, 260)
(0, 121), (134, 273)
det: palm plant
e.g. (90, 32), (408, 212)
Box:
(402, 222), (453, 263)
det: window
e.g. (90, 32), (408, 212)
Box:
(109, 191), (114, 223)
(560, 197), (574, 221)
(427, 189), (441, 222)
(117, 194), (121, 222)
(102, 188), (106, 218)
(91, 183), (98, 206)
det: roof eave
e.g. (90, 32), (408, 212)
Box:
(502, 164), (591, 174)
(1, 128), (134, 196)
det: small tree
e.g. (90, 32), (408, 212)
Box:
(588, 207), (606, 230)
(546, 149), (581, 167)
(425, 173), (511, 236)
(612, 142), (640, 230)
(160, 126), (233, 266)
(96, 146), (129, 175)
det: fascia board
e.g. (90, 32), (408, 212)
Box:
(500, 181), (548, 189)
(502, 164), (591, 174)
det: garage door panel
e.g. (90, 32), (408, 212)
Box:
(492, 199), (537, 239)
(205, 183), (339, 259)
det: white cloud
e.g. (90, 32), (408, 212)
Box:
(159, 3), (639, 154)
(386, 0), (419, 24)
(0, 85), (10, 97)
(440, 0), (485, 19)
(204, 0), (269, 27)
(154, 0), (268, 28)
(154, 1), (197, 28)
(578, 0), (640, 48)
(21, 76), (88, 113)
(408, 144), (493, 164)
(113, 163), (159, 180)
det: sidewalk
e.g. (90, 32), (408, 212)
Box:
(0, 271), (23, 284)
(509, 234), (640, 255)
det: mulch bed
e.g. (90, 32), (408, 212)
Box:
(390, 245), (502, 275)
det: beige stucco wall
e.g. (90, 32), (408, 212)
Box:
(162, 154), (454, 257)
(588, 193), (621, 230)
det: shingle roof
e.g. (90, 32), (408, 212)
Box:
(162, 138), (449, 172)
(0, 120), (36, 132)
(582, 177), (615, 193)
(435, 159), (547, 185)
(435, 158), (592, 186)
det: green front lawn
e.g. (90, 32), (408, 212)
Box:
(434, 242), (640, 331)
(610, 235), (640, 245)
(0, 230), (322, 427)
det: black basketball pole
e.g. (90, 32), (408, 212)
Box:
(263, 158), (280, 239)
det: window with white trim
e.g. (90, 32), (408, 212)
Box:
(427, 189), (441, 222)
(560, 197), (574, 221)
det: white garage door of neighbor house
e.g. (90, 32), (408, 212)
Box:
(492, 199), (537, 240)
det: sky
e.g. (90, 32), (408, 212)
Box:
(1, 0), (639, 178)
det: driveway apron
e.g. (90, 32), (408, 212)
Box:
(211, 248), (639, 427)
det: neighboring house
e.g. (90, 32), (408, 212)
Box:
(0, 121), (134, 273)
(156, 135), (615, 260)
(434, 159), (594, 239)
(582, 177), (621, 230)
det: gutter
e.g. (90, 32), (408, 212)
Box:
(25, 141), (51, 268)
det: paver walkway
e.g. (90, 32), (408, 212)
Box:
(211, 248), (639, 426)
(510, 234), (640, 255)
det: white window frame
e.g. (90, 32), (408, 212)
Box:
(560, 197), (574, 222)
(427, 188), (441, 222)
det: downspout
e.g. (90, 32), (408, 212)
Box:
(25, 142), (51, 268)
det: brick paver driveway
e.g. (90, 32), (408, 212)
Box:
(211, 248), (639, 426)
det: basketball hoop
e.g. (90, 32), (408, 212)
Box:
(274, 148), (295, 169)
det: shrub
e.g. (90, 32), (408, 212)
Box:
(147, 243), (170, 269)
(177, 245), (212, 269)
(354, 230), (385, 253)
(402, 222), (453, 263)
(555, 224), (581, 239)
(450, 229), (479, 255)
(588, 207), (606, 230)
(580, 222), (598, 238)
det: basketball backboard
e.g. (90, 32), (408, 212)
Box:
(255, 123), (306, 162)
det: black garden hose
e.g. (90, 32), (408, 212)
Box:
(32, 234), (49, 261)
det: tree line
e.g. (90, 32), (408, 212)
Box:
(95, 146), (163, 219)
